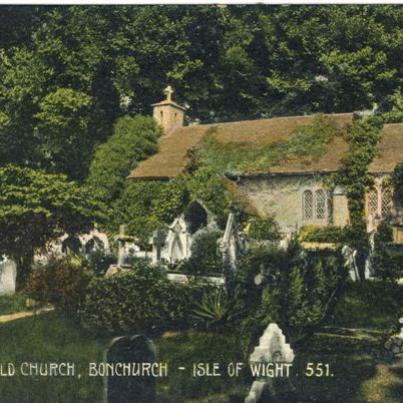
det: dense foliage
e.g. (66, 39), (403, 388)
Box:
(332, 116), (384, 255)
(109, 164), (231, 242)
(180, 229), (223, 275)
(247, 216), (281, 241)
(392, 162), (403, 204)
(372, 221), (402, 281)
(26, 255), (92, 315)
(1, 6), (402, 181)
(0, 165), (104, 287)
(237, 241), (347, 343)
(299, 225), (346, 243)
(110, 178), (189, 244)
(87, 115), (161, 203)
(80, 261), (205, 334)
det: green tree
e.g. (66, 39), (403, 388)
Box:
(35, 88), (93, 181)
(0, 165), (104, 288)
(111, 179), (189, 245)
(87, 115), (161, 203)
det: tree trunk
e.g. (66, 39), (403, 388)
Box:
(15, 252), (34, 291)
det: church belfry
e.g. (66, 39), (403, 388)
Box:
(152, 86), (186, 134)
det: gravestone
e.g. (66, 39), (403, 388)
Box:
(245, 323), (296, 403)
(105, 335), (156, 403)
(116, 225), (138, 268)
(383, 318), (403, 360)
(218, 213), (240, 292)
(341, 245), (360, 281)
(0, 258), (17, 295)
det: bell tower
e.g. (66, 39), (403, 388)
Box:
(152, 86), (186, 134)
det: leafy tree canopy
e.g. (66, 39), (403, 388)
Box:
(0, 165), (104, 287)
(86, 115), (161, 203)
(0, 5), (402, 180)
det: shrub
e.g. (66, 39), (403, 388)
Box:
(181, 229), (223, 275)
(86, 250), (117, 277)
(190, 288), (244, 330)
(247, 216), (281, 241)
(392, 162), (403, 204)
(372, 221), (400, 281)
(237, 239), (347, 344)
(87, 115), (161, 204)
(26, 255), (92, 315)
(80, 260), (207, 334)
(299, 225), (346, 243)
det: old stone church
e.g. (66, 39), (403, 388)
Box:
(129, 87), (403, 243)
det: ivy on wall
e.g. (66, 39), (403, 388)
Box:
(332, 116), (384, 251)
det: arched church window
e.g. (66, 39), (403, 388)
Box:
(303, 190), (313, 220)
(315, 189), (326, 219)
(367, 188), (378, 216)
(381, 185), (392, 217)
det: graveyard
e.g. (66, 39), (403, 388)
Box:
(0, 5), (403, 402)
(0, 284), (401, 402)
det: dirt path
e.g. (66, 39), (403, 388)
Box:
(0, 307), (54, 324)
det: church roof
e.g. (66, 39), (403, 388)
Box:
(128, 113), (403, 180)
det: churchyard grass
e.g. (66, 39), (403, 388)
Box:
(0, 293), (30, 315)
(156, 330), (403, 402)
(0, 312), (109, 403)
(0, 280), (401, 402)
(331, 281), (403, 330)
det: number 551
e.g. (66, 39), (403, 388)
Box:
(305, 363), (333, 377)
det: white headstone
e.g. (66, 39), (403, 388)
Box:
(245, 323), (295, 403)
(0, 259), (17, 295)
(249, 323), (295, 364)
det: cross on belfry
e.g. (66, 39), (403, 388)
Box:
(164, 85), (174, 101)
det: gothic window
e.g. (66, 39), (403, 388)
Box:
(303, 190), (313, 220)
(381, 185), (392, 217)
(315, 189), (326, 219)
(367, 189), (378, 216)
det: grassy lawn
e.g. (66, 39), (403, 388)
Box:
(0, 312), (109, 403)
(156, 330), (247, 402)
(0, 293), (30, 315)
(330, 281), (403, 330)
(0, 280), (401, 402)
(156, 330), (403, 402)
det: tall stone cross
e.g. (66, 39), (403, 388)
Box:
(164, 85), (174, 102)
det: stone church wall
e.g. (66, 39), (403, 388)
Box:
(237, 174), (350, 234)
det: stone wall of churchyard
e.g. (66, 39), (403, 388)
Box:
(237, 174), (350, 233)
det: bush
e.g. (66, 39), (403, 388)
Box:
(299, 225), (345, 243)
(190, 288), (244, 330)
(87, 115), (161, 204)
(247, 216), (281, 241)
(26, 255), (92, 315)
(181, 229), (223, 275)
(86, 250), (117, 276)
(372, 221), (401, 281)
(237, 239), (347, 344)
(80, 260), (207, 334)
